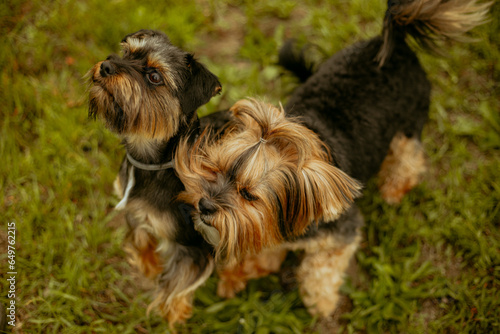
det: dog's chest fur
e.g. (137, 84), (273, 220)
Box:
(116, 156), (204, 247)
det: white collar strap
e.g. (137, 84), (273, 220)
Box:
(126, 152), (175, 171)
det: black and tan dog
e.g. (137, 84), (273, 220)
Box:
(176, 0), (490, 318)
(87, 29), (228, 324)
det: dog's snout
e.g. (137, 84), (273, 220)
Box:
(198, 198), (217, 216)
(100, 60), (116, 77)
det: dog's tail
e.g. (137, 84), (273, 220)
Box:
(377, 0), (491, 66)
(278, 39), (317, 83)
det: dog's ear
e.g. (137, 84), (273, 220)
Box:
(282, 158), (362, 238)
(229, 98), (362, 237)
(179, 54), (222, 115)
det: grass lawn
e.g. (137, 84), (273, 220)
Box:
(1, 0), (499, 333)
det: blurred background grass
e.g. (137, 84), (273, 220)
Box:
(0, 0), (499, 333)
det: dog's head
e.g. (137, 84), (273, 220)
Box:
(176, 99), (362, 265)
(88, 29), (221, 141)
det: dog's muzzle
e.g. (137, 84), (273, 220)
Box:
(194, 198), (221, 246)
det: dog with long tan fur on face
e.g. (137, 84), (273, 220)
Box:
(176, 0), (490, 318)
(177, 99), (362, 266)
(177, 99), (363, 315)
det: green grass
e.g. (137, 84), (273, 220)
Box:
(1, 0), (499, 333)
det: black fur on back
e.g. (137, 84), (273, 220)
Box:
(284, 37), (430, 184)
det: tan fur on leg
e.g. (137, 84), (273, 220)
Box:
(153, 293), (194, 325)
(149, 243), (215, 325)
(217, 248), (288, 299)
(297, 234), (361, 317)
(378, 133), (426, 204)
(125, 227), (163, 279)
(123, 200), (178, 279)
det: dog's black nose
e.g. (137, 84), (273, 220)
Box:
(100, 60), (115, 77)
(199, 198), (217, 216)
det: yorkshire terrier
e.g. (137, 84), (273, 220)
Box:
(177, 99), (363, 316)
(87, 29), (228, 324)
(176, 0), (490, 318)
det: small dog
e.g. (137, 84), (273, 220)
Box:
(175, 0), (490, 318)
(87, 29), (227, 324)
(177, 99), (363, 316)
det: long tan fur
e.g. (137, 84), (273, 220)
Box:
(176, 99), (362, 266)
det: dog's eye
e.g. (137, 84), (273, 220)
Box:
(147, 71), (163, 85)
(239, 188), (258, 202)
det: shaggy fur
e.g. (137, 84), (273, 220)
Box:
(87, 29), (228, 325)
(176, 100), (362, 266)
(175, 0), (490, 319)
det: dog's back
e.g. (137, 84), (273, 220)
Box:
(282, 0), (490, 183)
(285, 37), (430, 182)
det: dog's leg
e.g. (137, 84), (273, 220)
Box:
(378, 132), (426, 204)
(297, 234), (360, 317)
(123, 199), (185, 281)
(149, 244), (214, 325)
(123, 208), (214, 325)
(124, 216), (164, 279)
(217, 248), (288, 298)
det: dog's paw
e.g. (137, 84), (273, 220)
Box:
(217, 272), (247, 299)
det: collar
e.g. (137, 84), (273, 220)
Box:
(126, 152), (175, 171)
